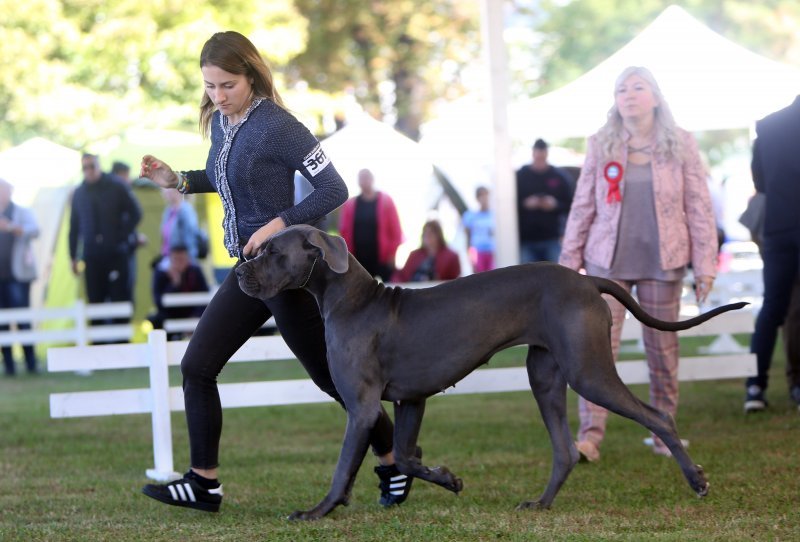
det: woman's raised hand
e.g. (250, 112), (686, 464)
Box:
(140, 155), (179, 189)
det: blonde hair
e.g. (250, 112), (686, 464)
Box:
(198, 31), (285, 138)
(595, 66), (684, 162)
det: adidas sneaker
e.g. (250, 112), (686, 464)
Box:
(375, 447), (422, 507)
(142, 470), (223, 512)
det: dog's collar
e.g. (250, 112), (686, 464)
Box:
(299, 257), (318, 288)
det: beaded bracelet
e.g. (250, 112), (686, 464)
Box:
(175, 171), (191, 194)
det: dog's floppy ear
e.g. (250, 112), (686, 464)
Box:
(305, 228), (350, 274)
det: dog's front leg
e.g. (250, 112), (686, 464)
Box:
(394, 399), (463, 494)
(288, 405), (377, 520)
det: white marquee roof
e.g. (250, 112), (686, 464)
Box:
(510, 5), (800, 140)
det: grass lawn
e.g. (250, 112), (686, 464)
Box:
(0, 337), (798, 541)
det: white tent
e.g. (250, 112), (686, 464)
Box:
(0, 138), (81, 305)
(509, 5), (800, 141)
(0, 137), (80, 206)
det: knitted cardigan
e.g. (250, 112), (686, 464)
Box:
(184, 99), (348, 257)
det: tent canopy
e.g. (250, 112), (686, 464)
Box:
(510, 5), (800, 141)
(0, 137), (81, 206)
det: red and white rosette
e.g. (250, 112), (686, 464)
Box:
(603, 161), (623, 203)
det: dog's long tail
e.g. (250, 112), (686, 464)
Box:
(589, 276), (748, 331)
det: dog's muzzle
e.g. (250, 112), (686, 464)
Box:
(235, 263), (262, 298)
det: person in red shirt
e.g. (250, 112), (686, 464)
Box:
(338, 169), (403, 281)
(393, 219), (460, 282)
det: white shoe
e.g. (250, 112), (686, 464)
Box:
(643, 437), (689, 448)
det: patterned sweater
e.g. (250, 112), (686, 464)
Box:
(184, 98), (348, 257)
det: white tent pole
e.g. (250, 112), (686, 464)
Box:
(480, 0), (518, 267)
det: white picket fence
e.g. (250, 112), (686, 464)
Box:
(47, 304), (756, 482)
(161, 290), (275, 335)
(0, 301), (133, 348)
(158, 282), (443, 335)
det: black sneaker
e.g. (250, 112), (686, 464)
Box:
(142, 471), (223, 512)
(375, 447), (422, 507)
(744, 384), (767, 413)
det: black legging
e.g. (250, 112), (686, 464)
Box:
(182, 264), (394, 469)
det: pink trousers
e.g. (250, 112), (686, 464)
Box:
(577, 279), (683, 448)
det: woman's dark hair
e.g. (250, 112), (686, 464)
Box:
(198, 31), (284, 137)
(421, 219), (447, 250)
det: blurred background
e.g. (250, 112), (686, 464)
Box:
(0, 0), (798, 330)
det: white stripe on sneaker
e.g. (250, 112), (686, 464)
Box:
(390, 475), (406, 482)
(390, 482), (406, 489)
(175, 483), (187, 501)
(168, 485), (179, 501)
(184, 483), (196, 503)
(209, 485), (224, 496)
(390, 489), (405, 495)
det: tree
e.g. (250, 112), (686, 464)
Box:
(291, 0), (481, 140)
(0, 0), (308, 149)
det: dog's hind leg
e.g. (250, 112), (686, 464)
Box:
(518, 347), (579, 510)
(392, 399), (463, 494)
(567, 341), (709, 498)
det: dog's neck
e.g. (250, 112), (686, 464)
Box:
(304, 255), (388, 318)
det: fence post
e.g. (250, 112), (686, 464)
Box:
(145, 330), (180, 482)
(75, 300), (87, 347)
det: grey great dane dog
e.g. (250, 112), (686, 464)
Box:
(235, 225), (746, 520)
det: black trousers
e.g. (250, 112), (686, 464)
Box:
(83, 252), (132, 331)
(84, 252), (131, 304)
(182, 264), (394, 469)
(0, 279), (36, 374)
(749, 229), (800, 390)
(784, 277), (800, 389)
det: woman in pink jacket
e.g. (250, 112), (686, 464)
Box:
(559, 66), (718, 460)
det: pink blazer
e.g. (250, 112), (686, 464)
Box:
(339, 192), (403, 265)
(559, 129), (718, 279)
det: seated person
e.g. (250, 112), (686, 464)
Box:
(392, 219), (461, 283)
(149, 244), (209, 338)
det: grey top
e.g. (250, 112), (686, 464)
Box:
(586, 162), (685, 282)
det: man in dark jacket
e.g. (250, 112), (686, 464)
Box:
(69, 153), (142, 313)
(516, 139), (573, 263)
(746, 96), (800, 413)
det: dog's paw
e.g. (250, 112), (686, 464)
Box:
(288, 509), (322, 521)
(429, 466), (463, 493)
(516, 500), (550, 511)
(692, 464), (710, 497)
(445, 476), (464, 494)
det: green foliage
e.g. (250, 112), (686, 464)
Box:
(0, 0), (307, 149)
(291, 0), (480, 139)
(2, 1), (799, 150)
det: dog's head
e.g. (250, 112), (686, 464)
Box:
(235, 225), (350, 300)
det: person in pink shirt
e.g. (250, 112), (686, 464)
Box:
(559, 66), (718, 460)
(339, 169), (403, 281)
